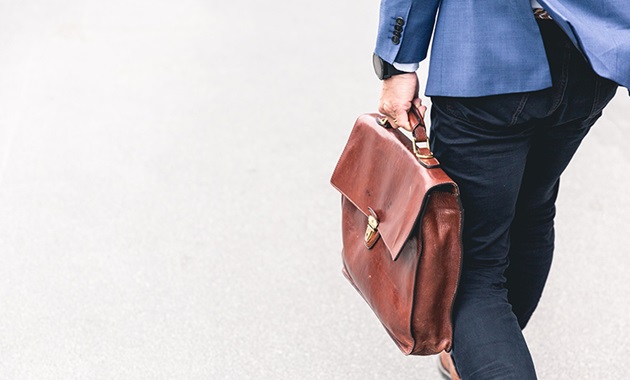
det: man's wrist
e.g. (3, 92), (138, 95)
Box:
(373, 53), (415, 80)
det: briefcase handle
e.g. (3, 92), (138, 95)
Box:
(377, 106), (437, 165)
(409, 106), (433, 160)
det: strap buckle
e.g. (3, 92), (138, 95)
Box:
(413, 137), (434, 159)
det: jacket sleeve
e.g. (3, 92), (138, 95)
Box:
(374, 0), (441, 64)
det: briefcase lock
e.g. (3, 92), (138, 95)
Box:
(365, 208), (380, 249)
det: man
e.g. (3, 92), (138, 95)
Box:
(373, 0), (628, 378)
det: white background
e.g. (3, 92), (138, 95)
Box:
(0, 1), (628, 378)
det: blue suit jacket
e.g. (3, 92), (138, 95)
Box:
(375, 0), (630, 97)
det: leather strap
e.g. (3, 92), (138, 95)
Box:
(410, 106), (428, 143)
(375, 106), (441, 168)
(409, 106), (441, 168)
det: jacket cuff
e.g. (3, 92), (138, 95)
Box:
(374, 0), (440, 64)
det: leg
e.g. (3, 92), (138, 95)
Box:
(428, 17), (618, 380)
(431, 108), (609, 378)
(430, 94), (538, 379)
(506, 116), (598, 328)
(504, 18), (618, 327)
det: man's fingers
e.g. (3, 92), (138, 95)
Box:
(394, 110), (412, 131)
(378, 102), (418, 131)
(377, 103), (397, 121)
(418, 104), (427, 118)
(412, 98), (423, 111)
(378, 72), (420, 130)
(378, 102), (408, 130)
(412, 98), (428, 118)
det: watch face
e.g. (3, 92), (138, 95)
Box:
(373, 53), (384, 80)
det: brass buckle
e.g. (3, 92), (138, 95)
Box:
(413, 137), (434, 159)
(364, 213), (380, 249)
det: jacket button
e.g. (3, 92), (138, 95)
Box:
(393, 30), (402, 37)
(394, 24), (403, 32)
(396, 17), (405, 26)
(392, 35), (400, 44)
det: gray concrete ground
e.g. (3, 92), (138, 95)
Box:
(0, 1), (628, 379)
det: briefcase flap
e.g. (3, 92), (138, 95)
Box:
(331, 114), (457, 261)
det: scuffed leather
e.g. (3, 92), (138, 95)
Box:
(332, 113), (463, 356)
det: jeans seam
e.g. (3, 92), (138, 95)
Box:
(547, 48), (571, 116)
(509, 94), (530, 127)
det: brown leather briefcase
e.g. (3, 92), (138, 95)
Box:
(330, 108), (463, 355)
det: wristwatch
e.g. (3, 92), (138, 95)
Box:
(373, 53), (409, 80)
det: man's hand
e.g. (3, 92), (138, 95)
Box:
(378, 72), (427, 131)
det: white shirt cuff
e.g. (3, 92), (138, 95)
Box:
(393, 62), (419, 72)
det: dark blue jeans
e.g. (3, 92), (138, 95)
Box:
(429, 20), (618, 379)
